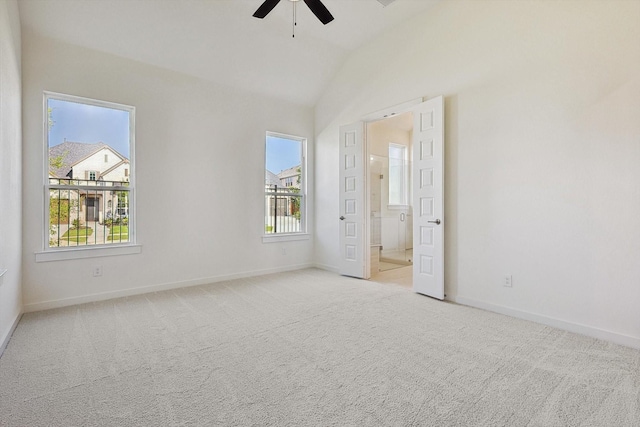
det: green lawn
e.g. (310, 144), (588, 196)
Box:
(61, 227), (93, 243)
(108, 225), (129, 241)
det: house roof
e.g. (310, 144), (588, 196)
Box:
(101, 159), (130, 178)
(265, 170), (281, 186)
(49, 141), (126, 178)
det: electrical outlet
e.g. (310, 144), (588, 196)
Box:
(93, 266), (103, 277)
(504, 275), (512, 287)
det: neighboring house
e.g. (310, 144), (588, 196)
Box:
(265, 166), (301, 224)
(277, 165), (300, 188)
(49, 141), (130, 223)
(265, 169), (280, 188)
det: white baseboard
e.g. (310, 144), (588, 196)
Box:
(451, 296), (640, 350)
(0, 312), (22, 358)
(23, 263), (315, 313)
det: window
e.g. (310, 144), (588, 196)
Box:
(388, 143), (408, 206)
(264, 132), (306, 236)
(44, 92), (135, 250)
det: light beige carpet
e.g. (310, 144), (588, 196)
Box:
(1, 268), (638, 426)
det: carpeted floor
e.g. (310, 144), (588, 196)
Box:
(1, 268), (639, 426)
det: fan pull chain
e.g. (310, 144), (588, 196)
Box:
(292, 1), (297, 38)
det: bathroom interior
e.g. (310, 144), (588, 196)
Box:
(368, 112), (414, 285)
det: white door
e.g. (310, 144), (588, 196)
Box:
(412, 96), (445, 299)
(338, 122), (368, 278)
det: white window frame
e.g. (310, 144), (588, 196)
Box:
(262, 131), (309, 243)
(36, 92), (141, 262)
(388, 143), (409, 208)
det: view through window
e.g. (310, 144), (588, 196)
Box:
(388, 143), (408, 206)
(264, 133), (305, 235)
(46, 93), (134, 248)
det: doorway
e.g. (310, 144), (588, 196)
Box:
(338, 96), (444, 299)
(86, 196), (99, 222)
(368, 112), (414, 288)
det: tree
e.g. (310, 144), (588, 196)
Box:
(48, 106), (55, 130)
(49, 151), (67, 170)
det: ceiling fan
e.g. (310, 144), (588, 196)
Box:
(253, 0), (334, 25)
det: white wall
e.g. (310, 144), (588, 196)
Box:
(315, 0), (640, 346)
(22, 32), (315, 311)
(0, 0), (22, 351)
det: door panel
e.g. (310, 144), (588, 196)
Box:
(412, 96), (444, 299)
(339, 123), (367, 278)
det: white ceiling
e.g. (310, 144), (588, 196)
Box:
(18, 0), (440, 107)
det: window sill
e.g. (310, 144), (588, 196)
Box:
(35, 244), (142, 263)
(262, 233), (310, 243)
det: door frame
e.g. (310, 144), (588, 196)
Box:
(361, 97), (425, 278)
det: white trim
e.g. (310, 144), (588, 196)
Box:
(450, 295), (640, 350)
(43, 91), (137, 252)
(262, 233), (310, 243)
(23, 263), (314, 313)
(0, 312), (22, 358)
(361, 97), (423, 123)
(264, 131), (307, 236)
(35, 244), (142, 262)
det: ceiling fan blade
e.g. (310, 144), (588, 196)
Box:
(303, 0), (334, 25)
(253, 0), (282, 19)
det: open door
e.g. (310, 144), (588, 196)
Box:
(412, 96), (445, 299)
(338, 122), (368, 278)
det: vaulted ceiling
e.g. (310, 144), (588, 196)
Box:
(18, 0), (440, 106)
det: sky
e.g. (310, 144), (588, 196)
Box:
(265, 135), (301, 174)
(48, 98), (131, 158)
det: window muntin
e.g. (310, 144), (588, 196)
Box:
(45, 92), (135, 249)
(388, 143), (408, 206)
(264, 132), (305, 235)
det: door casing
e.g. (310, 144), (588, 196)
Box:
(338, 96), (445, 299)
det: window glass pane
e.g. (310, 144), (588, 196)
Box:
(47, 95), (133, 248)
(389, 144), (406, 205)
(264, 134), (304, 234)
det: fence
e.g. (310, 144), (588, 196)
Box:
(264, 185), (302, 234)
(48, 178), (130, 247)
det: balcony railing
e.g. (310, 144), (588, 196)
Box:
(264, 185), (302, 234)
(48, 178), (130, 247)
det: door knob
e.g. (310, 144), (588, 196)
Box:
(428, 219), (441, 225)
(340, 216), (345, 220)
